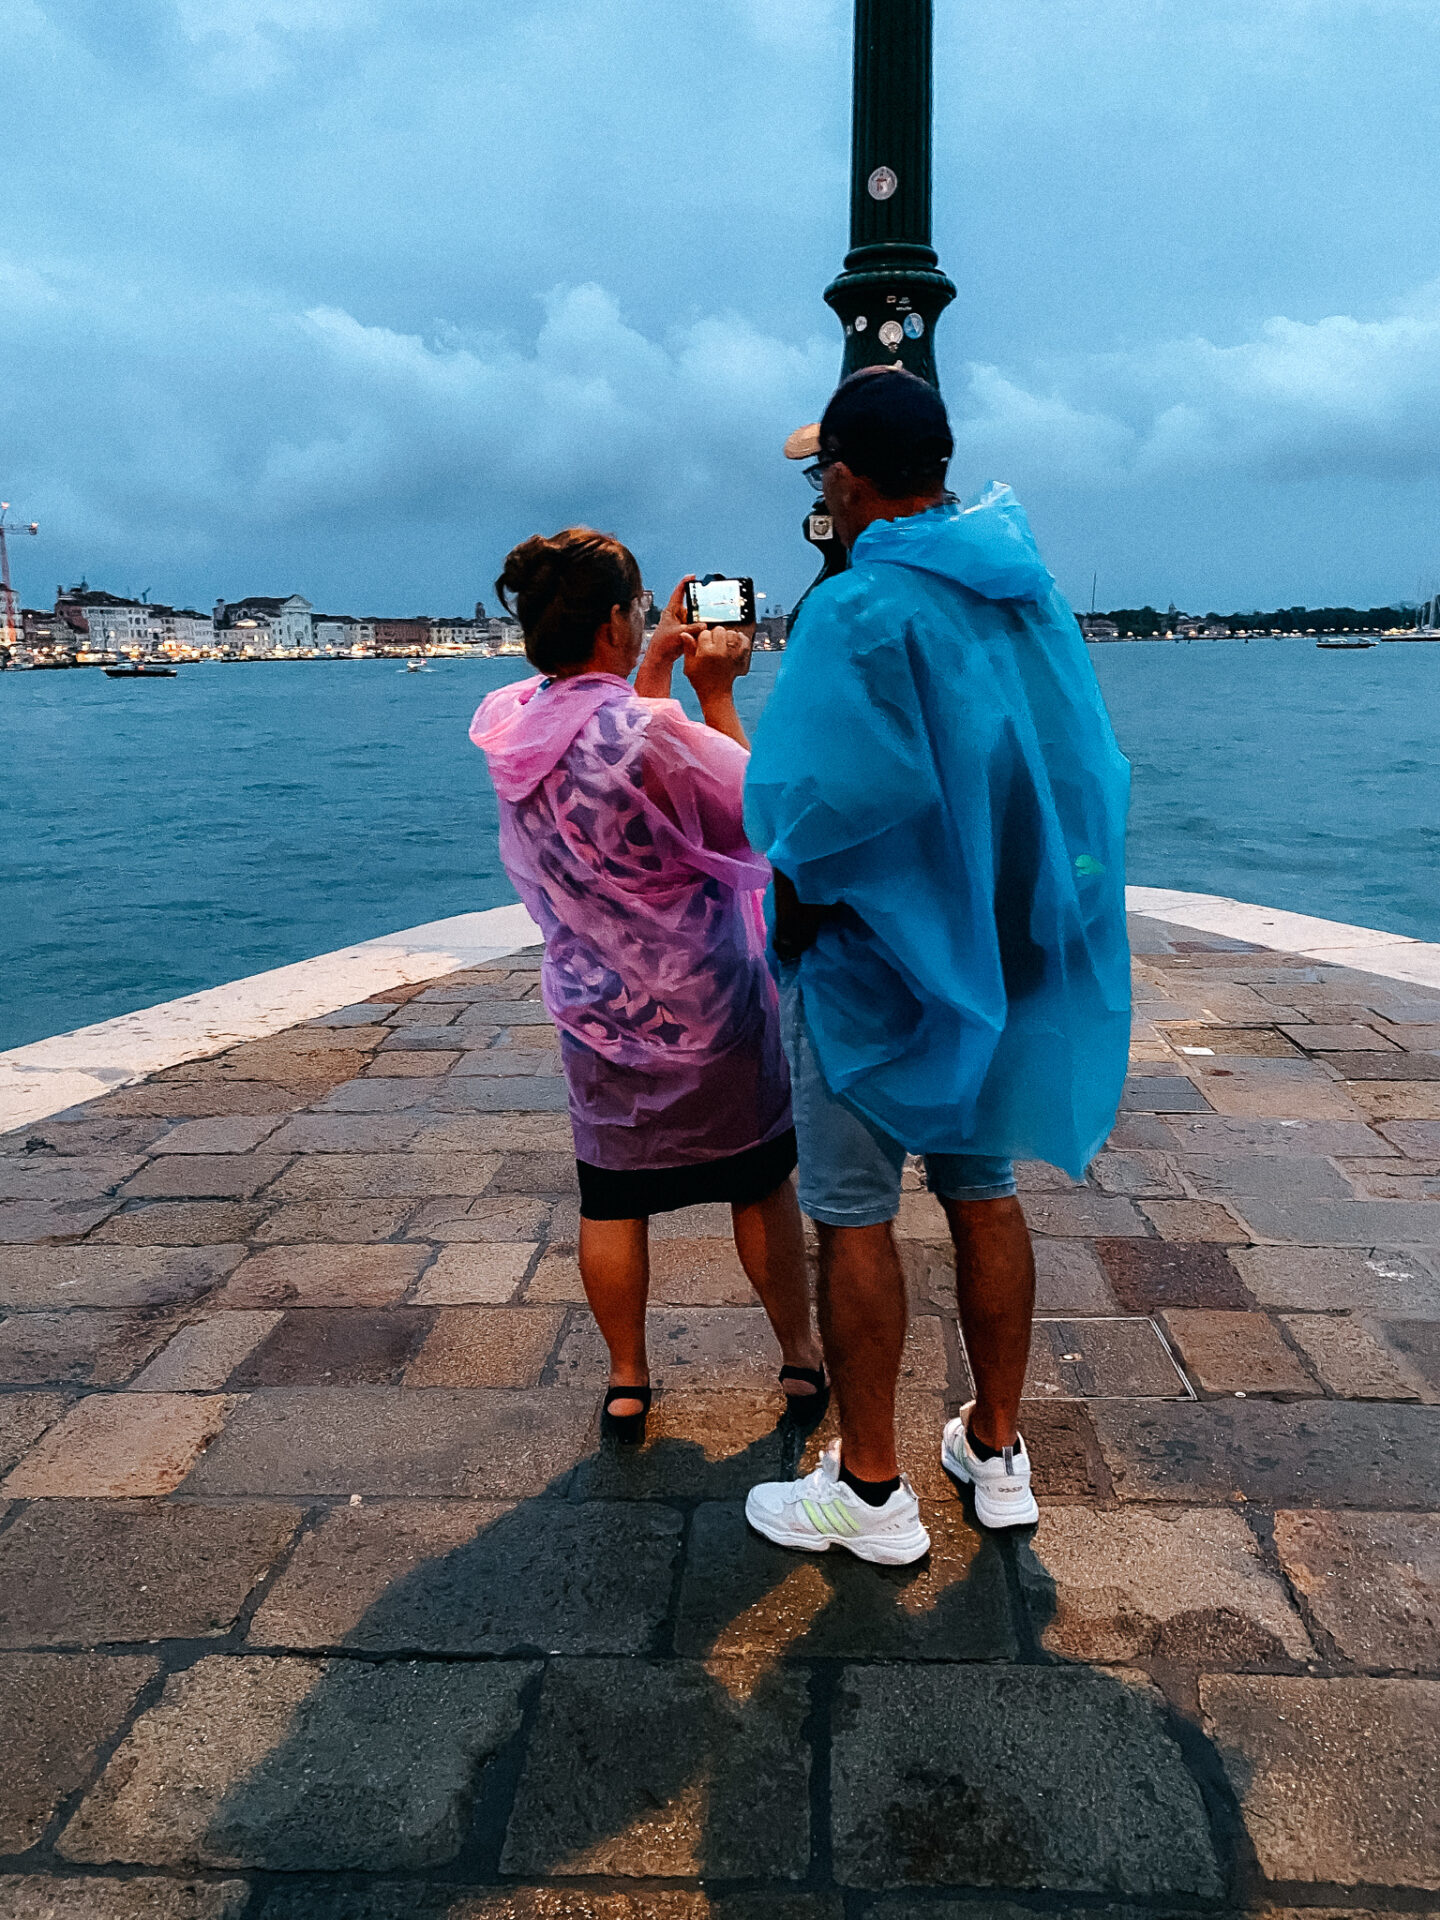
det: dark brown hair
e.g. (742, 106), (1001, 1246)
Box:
(495, 527), (642, 674)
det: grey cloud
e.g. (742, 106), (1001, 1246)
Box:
(954, 289), (1440, 494)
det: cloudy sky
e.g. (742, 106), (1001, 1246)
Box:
(6, 0), (1440, 616)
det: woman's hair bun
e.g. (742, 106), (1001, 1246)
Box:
(496, 538), (558, 606)
(495, 527), (641, 676)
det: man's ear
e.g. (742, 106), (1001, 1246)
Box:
(829, 461), (863, 510)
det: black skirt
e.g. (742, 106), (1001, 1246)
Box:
(577, 1126), (798, 1221)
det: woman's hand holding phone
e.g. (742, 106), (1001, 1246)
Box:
(633, 576), (698, 699)
(683, 624), (754, 748)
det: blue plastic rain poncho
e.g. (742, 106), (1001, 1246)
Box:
(744, 484), (1131, 1177)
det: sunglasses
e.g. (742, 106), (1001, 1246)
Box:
(803, 460), (835, 494)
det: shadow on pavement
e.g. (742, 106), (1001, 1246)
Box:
(187, 1410), (1251, 1915)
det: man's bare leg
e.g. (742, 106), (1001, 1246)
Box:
(578, 1215), (650, 1418)
(815, 1219), (907, 1480)
(731, 1180), (825, 1395)
(939, 1194), (1035, 1450)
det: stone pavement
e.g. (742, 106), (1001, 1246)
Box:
(1, 913), (1438, 1917)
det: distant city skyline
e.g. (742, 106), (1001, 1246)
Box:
(5, 1), (1440, 615)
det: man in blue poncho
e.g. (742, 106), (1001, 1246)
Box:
(743, 367), (1131, 1564)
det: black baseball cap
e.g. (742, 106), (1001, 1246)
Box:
(783, 365), (953, 495)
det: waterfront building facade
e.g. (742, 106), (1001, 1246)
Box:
(312, 614), (371, 650)
(59, 588), (152, 651)
(213, 595), (314, 650)
(430, 617), (490, 647)
(151, 607), (216, 650)
(369, 617), (431, 653)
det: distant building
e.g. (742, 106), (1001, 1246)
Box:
(755, 611), (789, 649)
(214, 595), (313, 650)
(312, 614), (369, 650)
(370, 617), (431, 653)
(58, 587), (152, 651)
(485, 617), (525, 653)
(1079, 615), (1119, 640)
(151, 607), (215, 649)
(430, 618), (489, 647)
(23, 607), (72, 648)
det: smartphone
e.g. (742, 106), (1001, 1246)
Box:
(684, 575), (755, 627)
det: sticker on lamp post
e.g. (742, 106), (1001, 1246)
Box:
(903, 312), (925, 338)
(867, 166), (898, 200)
(878, 319), (904, 350)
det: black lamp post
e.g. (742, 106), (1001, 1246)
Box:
(802, 0), (955, 582)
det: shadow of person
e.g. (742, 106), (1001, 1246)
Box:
(194, 1404), (1252, 1913)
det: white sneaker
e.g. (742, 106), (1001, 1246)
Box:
(941, 1401), (1039, 1529)
(744, 1438), (931, 1566)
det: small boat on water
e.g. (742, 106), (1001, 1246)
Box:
(1316, 638), (1374, 650)
(104, 661), (177, 678)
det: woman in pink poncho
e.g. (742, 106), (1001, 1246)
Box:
(470, 527), (824, 1443)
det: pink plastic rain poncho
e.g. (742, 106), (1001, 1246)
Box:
(470, 671), (792, 1170)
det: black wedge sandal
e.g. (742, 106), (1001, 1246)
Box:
(778, 1364), (830, 1429)
(600, 1383), (652, 1446)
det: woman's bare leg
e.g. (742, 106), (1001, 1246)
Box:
(578, 1215), (650, 1417)
(731, 1178), (824, 1396)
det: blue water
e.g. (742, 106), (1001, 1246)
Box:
(2, 641), (1437, 1051)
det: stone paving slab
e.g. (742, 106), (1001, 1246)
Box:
(57, 1655), (535, 1871)
(1017, 1506), (1313, 1663)
(1201, 1675), (1440, 1887)
(1096, 1237), (1252, 1310)
(1280, 1313), (1425, 1398)
(258, 1894), (840, 1920)
(0, 1652), (158, 1851)
(0, 1878), (249, 1919)
(1232, 1243), (1440, 1313)
(501, 1658), (811, 1880)
(130, 1310), (283, 1389)
(0, 1307), (178, 1387)
(0, 1390), (70, 1475)
(1158, 1308), (1318, 1395)
(182, 1384), (595, 1498)
(2, 1392), (233, 1497)
(249, 1498), (681, 1654)
(4, 926), (1440, 1907)
(0, 1500), (302, 1645)
(1273, 1510), (1440, 1668)
(830, 1665), (1221, 1892)
(218, 1241), (431, 1308)
(1091, 1399), (1440, 1505)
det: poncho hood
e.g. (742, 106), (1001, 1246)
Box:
(852, 483), (1055, 604)
(469, 671), (630, 802)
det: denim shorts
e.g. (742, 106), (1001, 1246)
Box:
(779, 969), (1015, 1228)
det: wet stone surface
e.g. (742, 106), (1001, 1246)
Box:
(57, 1655), (535, 1871)
(830, 1664), (1221, 1892)
(3, 930), (1439, 1908)
(1201, 1674), (1440, 1887)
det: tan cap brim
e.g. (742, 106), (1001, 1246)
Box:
(783, 422), (821, 461)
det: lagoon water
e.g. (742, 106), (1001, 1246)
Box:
(3, 640), (1437, 1051)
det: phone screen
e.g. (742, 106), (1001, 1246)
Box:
(689, 578), (748, 625)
